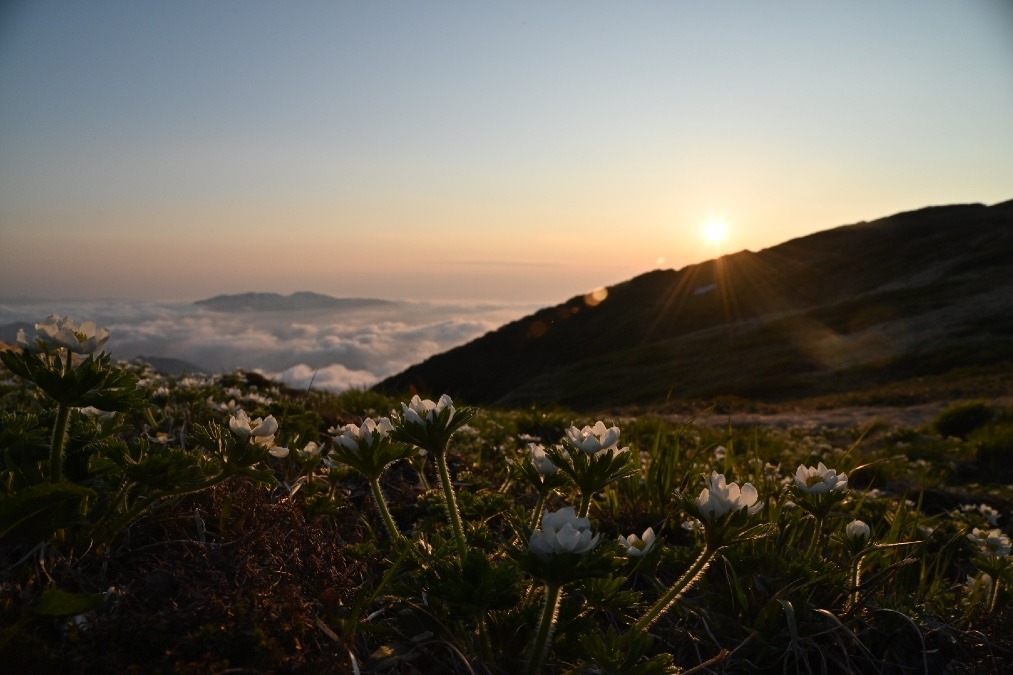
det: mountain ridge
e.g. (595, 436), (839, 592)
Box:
(194, 291), (394, 312)
(373, 200), (1013, 409)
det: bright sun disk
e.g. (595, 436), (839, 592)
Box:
(703, 220), (729, 246)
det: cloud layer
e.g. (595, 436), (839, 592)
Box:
(0, 298), (539, 391)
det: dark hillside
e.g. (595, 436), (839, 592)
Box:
(374, 201), (1013, 408)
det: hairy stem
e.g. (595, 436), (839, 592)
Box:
(848, 554), (865, 611)
(50, 402), (71, 482)
(435, 450), (468, 561)
(635, 545), (717, 631)
(48, 348), (75, 481)
(529, 491), (548, 533)
(987, 576), (1002, 615)
(369, 476), (404, 542)
(805, 516), (825, 559)
(577, 491), (592, 519)
(525, 583), (563, 675)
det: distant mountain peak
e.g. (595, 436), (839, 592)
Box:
(194, 292), (394, 312)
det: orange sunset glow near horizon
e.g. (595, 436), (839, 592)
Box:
(2, 2), (1012, 305)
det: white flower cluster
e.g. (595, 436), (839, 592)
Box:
(695, 471), (760, 522)
(967, 527), (1012, 557)
(794, 462), (848, 494)
(529, 507), (600, 561)
(402, 394), (455, 425)
(565, 421), (628, 456)
(18, 315), (110, 354)
(528, 443), (560, 475)
(331, 417), (395, 453)
(229, 409), (288, 457)
(618, 528), (656, 557)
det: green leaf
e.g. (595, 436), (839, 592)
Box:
(120, 444), (210, 491)
(31, 588), (104, 617)
(0, 481), (96, 544)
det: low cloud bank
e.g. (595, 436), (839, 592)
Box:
(0, 298), (539, 391)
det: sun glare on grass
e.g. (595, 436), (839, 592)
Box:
(703, 220), (729, 246)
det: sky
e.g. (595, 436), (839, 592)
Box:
(2, 1), (1012, 304)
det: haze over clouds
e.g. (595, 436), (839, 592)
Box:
(0, 299), (539, 391)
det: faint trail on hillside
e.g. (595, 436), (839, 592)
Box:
(687, 401), (953, 430)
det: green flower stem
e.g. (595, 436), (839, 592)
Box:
(477, 616), (494, 663)
(525, 582), (563, 675)
(635, 545), (717, 631)
(987, 576), (1002, 615)
(529, 491), (548, 533)
(848, 552), (866, 611)
(48, 348), (74, 481)
(577, 491), (592, 519)
(368, 476), (404, 542)
(805, 515), (825, 559)
(435, 450), (468, 561)
(49, 402), (71, 482)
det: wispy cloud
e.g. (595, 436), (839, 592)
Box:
(0, 298), (539, 391)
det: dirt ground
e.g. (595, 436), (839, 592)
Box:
(683, 396), (1013, 430)
(691, 401), (951, 429)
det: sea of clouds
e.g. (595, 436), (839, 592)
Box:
(0, 298), (541, 391)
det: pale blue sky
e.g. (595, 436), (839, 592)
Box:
(2, 1), (1011, 302)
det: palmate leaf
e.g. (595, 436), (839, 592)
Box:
(120, 445), (213, 491)
(0, 350), (144, 410)
(418, 550), (523, 618)
(0, 481), (95, 544)
(0, 411), (50, 486)
(76, 366), (145, 412)
(545, 444), (639, 498)
(188, 422), (275, 484)
(390, 405), (478, 454)
(0, 349), (36, 382)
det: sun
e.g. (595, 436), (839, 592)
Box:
(702, 219), (729, 246)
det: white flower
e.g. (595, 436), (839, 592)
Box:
(713, 446), (727, 462)
(78, 406), (115, 420)
(529, 443), (559, 475)
(965, 573), (993, 596)
(967, 527), (1012, 556)
(297, 441), (322, 459)
(228, 409), (279, 447)
(529, 506), (600, 560)
(19, 315), (110, 354)
(794, 462), (848, 494)
(268, 446), (290, 458)
(695, 472), (760, 522)
(845, 519), (870, 544)
(244, 391), (274, 406)
(978, 504), (1001, 526)
(565, 421), (625, 456)
(402, 394), (455, 425)
(332, 417), (394, 452)
(211, 398), (240, 414)
(681, 519), (702, 532)
(619, 527), (656, 557)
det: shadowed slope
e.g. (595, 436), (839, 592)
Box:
(375, 201), (1013, 408)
